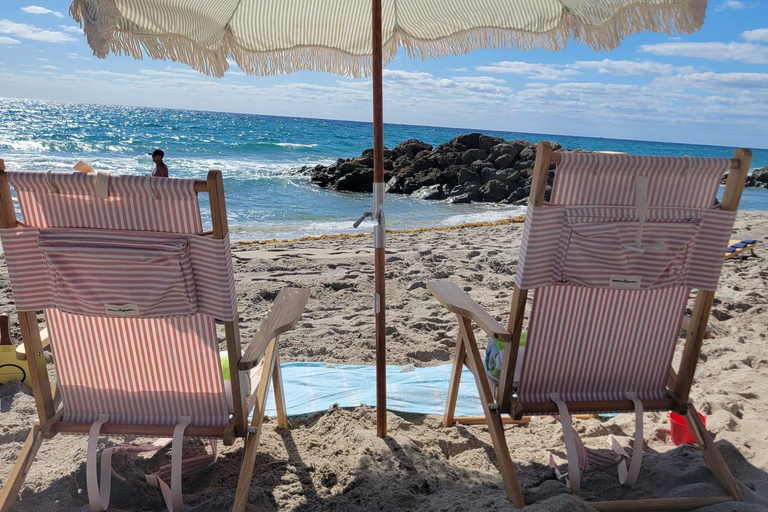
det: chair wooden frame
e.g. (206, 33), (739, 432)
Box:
(725, 238), (757, 259)
(427, 143), (752, 510)
(0, 162), (310, 512)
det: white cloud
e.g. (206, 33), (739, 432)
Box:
(0, 19), (75, 43)
(510, 77), (768, 127)
(452, 76), (506, 84)
(68, 52), (90, 60)
(59, 25), (83, 33)
(381, 69), (512, 97)
(675, 65), (699, 74)
(714, 0), (745, 10)
(570, 59), (675, 76)
(640, 41), (768, 64)
(742, 28), (768, 43)
(447, 67), (467, 72)
(654, 71), (768, 91)
(476, 61), (579, 80)
(163, 65), (212, 76)
(477, 59), (676, 79)
(0, 36), (21, 45)
(40, 65), (62, 70)
(20, 6), (64, 18)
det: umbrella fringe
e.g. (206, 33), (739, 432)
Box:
(70, 0), (706, 79)
(397, 0), (706, 59)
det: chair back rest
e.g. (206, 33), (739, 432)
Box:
(0, 171), (237, 426)
(514, 152), (738, 404)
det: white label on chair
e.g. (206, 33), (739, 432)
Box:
(609, 275), (641, 289)
(105, 304), (140, 316)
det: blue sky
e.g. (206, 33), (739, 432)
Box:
(1, 1), (767, 148)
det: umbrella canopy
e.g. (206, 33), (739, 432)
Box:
(69, 0), (708, 440)
(71, 0), (705, 78)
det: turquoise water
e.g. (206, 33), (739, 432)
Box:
(2, 98), (766, 239)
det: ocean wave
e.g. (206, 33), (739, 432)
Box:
(0, 139), (47, 152)
(273, 142), (319, 148)
(436, 206), (526, 226)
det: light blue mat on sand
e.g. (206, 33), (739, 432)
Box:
(264, 362), (483, 417)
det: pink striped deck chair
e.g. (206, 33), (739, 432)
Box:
(0, 161), (310, 512)
(427, 142), (752, 510)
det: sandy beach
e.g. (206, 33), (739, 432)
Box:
(1, 211), (767, 511)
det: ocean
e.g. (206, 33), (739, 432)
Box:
(2, 97), (766, 240)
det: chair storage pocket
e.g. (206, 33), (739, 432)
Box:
(38, 231), (197, 318)
(561, 218), (701, 289)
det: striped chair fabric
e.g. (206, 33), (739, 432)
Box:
(0, 170), (234, 427)
(515, 153), (735, 405)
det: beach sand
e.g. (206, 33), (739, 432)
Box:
(1, 211), (767, 511)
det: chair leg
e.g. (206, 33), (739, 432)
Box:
(0, 424), (43, 512)
(685, 404), (743, 501)
(271, 351), (288, 430)
(233, 338), (278, 512)
(444, 331), (466, 427)
(461, 318), (525, 508)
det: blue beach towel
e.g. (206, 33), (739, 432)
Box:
(263, 362), (484, 417)
(727, 239), (757, 252)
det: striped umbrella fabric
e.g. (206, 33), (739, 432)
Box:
(69, 0), (707, 78)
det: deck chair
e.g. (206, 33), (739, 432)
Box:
(725, 238), (757, 259)
(428, 142), (752, 510)
(0, 161), (310, 512)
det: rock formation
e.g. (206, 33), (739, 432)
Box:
(295, 133), (582, 204)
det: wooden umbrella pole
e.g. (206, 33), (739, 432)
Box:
(371, 0), (387, 438)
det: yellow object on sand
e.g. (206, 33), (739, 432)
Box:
(0, 314), (31, 384)
(0, 346), (30, 384)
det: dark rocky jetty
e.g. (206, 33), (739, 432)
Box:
(742, 166), (768, 188)
(294, 133), (585, 204)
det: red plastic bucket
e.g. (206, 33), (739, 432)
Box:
(669, 411), (706, 445)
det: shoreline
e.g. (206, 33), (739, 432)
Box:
(231, 210), (768, 246)
(233, 215), (526, 246)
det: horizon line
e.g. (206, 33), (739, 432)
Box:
(3, 95), (766, 153)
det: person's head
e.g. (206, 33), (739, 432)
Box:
(149, 149), (164, 163)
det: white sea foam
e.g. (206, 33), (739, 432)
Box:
(436, 206), (526, 226)
(273, 142), (319, 148)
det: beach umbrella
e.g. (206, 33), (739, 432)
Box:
(69, 0), (707, 438)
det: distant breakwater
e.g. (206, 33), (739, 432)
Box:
(294, 133), (569, 204)
(294, 132), (767, 204)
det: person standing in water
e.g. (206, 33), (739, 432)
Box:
(149, 149), (169, 177)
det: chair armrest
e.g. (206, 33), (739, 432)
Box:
(427, 281), (511, 342)
(16, 328), (50, 361)
(239, 288), (310, 370)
